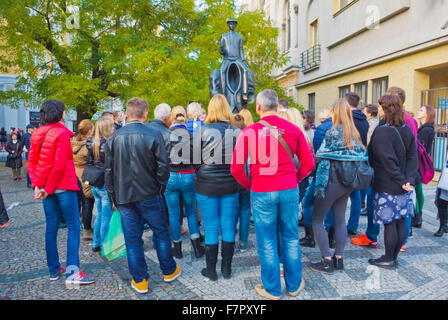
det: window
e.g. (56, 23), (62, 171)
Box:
(372, 77), (389, 104)
(354, 81), (368, 109)
(282, 1), (291, 51)
(310, 19), (319, 48)
(339, 85), (351, 98)
(308, 93), (316, 114)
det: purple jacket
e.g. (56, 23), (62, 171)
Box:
(405, 111), (418, 142)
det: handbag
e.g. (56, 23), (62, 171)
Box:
(336, 160), (374, 191)
(82, 164), (105, 189)
(438, 167), (448, 191)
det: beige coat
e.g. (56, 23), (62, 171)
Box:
(71, 138), (93, 199)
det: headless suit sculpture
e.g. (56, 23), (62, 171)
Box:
(209, 18), (255, 114)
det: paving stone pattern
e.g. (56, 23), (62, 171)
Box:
(1, 165), (448, 300)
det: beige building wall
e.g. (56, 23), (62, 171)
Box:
(297, 44), (448, 119)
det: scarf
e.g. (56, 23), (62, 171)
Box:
(314, 126), (368, 198)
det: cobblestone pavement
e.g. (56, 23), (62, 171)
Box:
(1, 164), (448, 300)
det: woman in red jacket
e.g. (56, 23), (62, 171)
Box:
(27, 100), (95, 286)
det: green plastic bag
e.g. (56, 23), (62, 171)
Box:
(102, 210), (127, 261)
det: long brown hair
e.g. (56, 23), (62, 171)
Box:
(423, 105), (436, 125)
(379, 95), (405, 127)
(76, 119), (94, 141)
(93, 118), (115, 160)
(332, 98), (363, 150)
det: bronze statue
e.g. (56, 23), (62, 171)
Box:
(210, 18), (255, 114)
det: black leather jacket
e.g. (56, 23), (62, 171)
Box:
(105, 121), (169, 205)
(147, 119), (171, 153)
(86, 137), (107, 168)
(195, 121), (241, 196)
(168, 123), (195, 172)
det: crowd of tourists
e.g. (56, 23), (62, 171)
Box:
(0, 85), (445, 300)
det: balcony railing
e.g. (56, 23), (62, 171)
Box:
(300, 44), (321, 72)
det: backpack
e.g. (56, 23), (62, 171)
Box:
(417, 139), (434, 184)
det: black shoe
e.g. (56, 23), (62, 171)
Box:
(221, 241), (235, 279)
(201, 244), (218, 281)
(191, 238), (205, 258)
(92, 246), (101, 253)
(300, 226), (315, 248)
(310, 258), (334, 274)
(328, 227), (336, 249)
(435, 226), (446, 237)
(172, 242), (183, 259)
(412, 215), (423, 229)
(361, 202), (366, 209)
(347, 228), (357, 236)
(368, 256), (396, 270)
(332, 256), (344, 271)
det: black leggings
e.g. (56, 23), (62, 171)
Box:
(384, 218), (407, 261)
(312, 181), (352, 258)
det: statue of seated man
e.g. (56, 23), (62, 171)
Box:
(219, 18), (249, 101)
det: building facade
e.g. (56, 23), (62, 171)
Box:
(0, 74), (78, 133)
(245, 0), (448, 125)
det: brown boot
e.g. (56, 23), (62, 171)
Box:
(82, 229), (93, 241)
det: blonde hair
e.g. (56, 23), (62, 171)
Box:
(277, 110), (292, 122)
(278, 109), (311, 146)
(206, 94), (234, 125)
(171, 106), (187, 124)
(187, 102), (202, 119)
(76, 119), (94, 141)
(318, 109), (331, 121)
(331, 99), (363, 150)
(239, 108), (254, 126)
(93, 118), (115, 159)
(286, 108), (311, 145)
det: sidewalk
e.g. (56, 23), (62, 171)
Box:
(1, 164), (448, 300)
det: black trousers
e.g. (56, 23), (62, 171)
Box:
(76, 179), (94, 230)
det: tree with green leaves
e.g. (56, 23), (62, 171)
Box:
(0, 0), (293, 122)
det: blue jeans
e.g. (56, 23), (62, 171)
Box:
(360, 189), (367, 204)
(365, 186), (380, 242)
(252, 188), (303, 297)
(92, 187), (114, 249)
(164, 173), (200, 242)
(404, 216), (412, 245)
(237, 189), (251, 246)
(196, 193), (239, 245)
(347, 190), (362, 233)
(303, 179), (334, 229)
(42, 191), (80, 276)
(118, 195), (176, 283)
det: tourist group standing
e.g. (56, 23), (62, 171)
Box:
(5, 83), (442, 299)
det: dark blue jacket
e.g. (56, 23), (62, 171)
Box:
(313, 118), (333, 152)
(352, 110), (369, 147)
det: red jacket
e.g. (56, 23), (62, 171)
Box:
(27, 122), (79, 195)
(231, 115), (315, 193)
